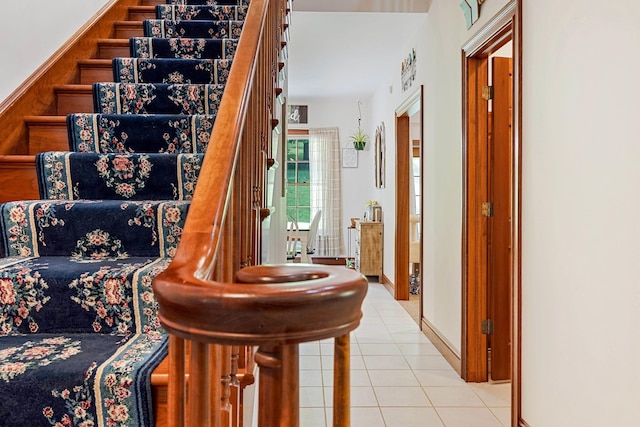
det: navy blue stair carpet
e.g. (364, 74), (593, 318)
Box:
(93, 82), (224, 115)
(67, 113), (215, 153)
(113, 58), (232, 84)
(144, 19), (244, 38)
(168, 0), (250, 5)
(0, 200), (189, 258)
(0, 256), (170, 425)
(37, 152), (203, 200)
(131, 36), (238, 59)
(0, 2), (246, 425)
(156, 4), (247, 21)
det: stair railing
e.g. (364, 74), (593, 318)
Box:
(152, 0), (368, 426)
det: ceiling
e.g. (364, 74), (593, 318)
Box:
(287, 2), (429, 100)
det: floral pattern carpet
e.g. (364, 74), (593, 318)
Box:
(0, 0), (246, 425)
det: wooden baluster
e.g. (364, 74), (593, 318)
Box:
(220, 345), (233, 426)
(209, 344), (223, 427)
(254, 344), (299, 427)
(333, 334), (351, 426)
(190, 341), (212, 427)
(168, 335), (186, 427)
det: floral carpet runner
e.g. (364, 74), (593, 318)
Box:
(0, 0), (246, 425)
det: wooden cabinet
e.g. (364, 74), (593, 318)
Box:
(355, 221), (383, 280)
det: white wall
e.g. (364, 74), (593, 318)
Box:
(0, 0), (109, 103)
(522, 1), (640, 424)
(368, 0), (511, 353)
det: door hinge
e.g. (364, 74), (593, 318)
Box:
(481, 202), (494, 217)
(482, 85), (494, 101)
(482, 319), (494, 335)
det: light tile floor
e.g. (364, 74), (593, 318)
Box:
(299, 283), (511, 427)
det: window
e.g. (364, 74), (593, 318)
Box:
(286, 136), (310, 224)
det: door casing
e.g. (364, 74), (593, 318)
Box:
(461, 1), (522, 425)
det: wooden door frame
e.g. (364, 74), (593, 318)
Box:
(394, 87), (423, 302)
(460, 1), (522, 425)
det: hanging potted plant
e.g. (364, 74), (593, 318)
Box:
(350, 101), (369, 151)
(350, 127), (369, 151)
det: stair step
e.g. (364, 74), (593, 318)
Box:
(128, 6), (156, 21)
(67, 113), (216, 154)
(97, 39), (130, 59)
(114, 20), (144, 39)
(24, 116), (69, 154)
(94, 83), (224, 115)
(0, 199), (190, 258)
(140, 0), (164, 6)
(0, 155), (38, 203)
(54, 84), (93, 115)
(37, 152), (204, 200)
(78, 59), (113, 84)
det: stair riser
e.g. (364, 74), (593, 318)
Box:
(115, 23), (144, 39)
(26, 121), (69, 154)
(0, 159), (38, 203)
(56, 88), (93, 115)
(128, 8), (156, 21)
(98, 43), (130, 59)
(79, 64), (114, 85)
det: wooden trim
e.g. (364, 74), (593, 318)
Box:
(421, 317), (462, 375)
(394, 113), (410, 300)
(0, 0), (140, 154)
(461, 52), (489, 382)
(461, 1), (522, 426)
(519, 419), (531, 427)
(513, 1), (523, 425)
(461, 0), (519, 381)
(380, 273), (394, 296)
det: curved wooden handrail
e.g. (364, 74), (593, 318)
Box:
(155, 263), (367, 345)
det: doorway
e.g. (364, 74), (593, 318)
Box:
(461, 0), (521, 425)
(394, 87), (423, 324)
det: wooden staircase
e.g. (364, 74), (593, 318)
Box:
(0, 1), (253, 425)
(0, 1), (368, 426)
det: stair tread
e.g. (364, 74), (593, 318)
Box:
(77, 59), (112, 65)
(98, 38), (130, 45)
(24, 115), (66, 123)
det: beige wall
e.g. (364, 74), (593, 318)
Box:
(0, 0), (109, 103)
(522, 0), (640, 424)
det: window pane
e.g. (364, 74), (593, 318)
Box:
(287, 207), (297, 220)
(297, 162), (310, 183)
(413, 178), (421, 195)
(286, 162), (297, 183)
(297, 185), (310, 207)
(287, 139), (298, 161)
(298, 138), (309, 161)
(286, 185), (296, 206)
(298, 208), (311, 224)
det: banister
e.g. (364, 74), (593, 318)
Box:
(153, 0), (368, 425)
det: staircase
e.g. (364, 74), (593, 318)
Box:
(0, 1), (370, 426)
(0, 0), (257, 425)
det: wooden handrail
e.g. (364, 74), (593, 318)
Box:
(153, 0), (369, 425)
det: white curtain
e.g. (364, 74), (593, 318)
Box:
(309, 127), (345, 256)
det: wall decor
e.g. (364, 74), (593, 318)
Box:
(401, 49), (417, 92)
(374, 122), (386, 188)
(342, 148), (358, 168)
(460, 0), (482, 29)
(287, 104), (308, 124)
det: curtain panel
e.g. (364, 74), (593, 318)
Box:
(309, 127), (345, 256)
